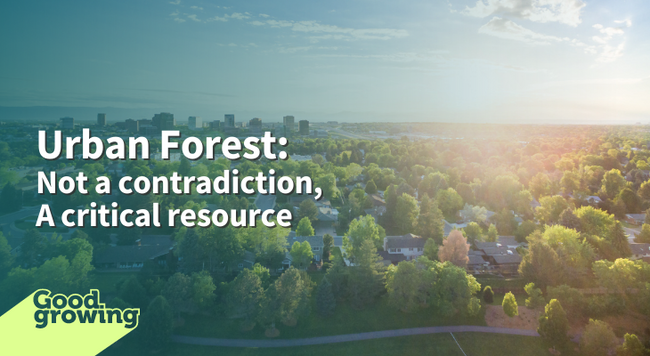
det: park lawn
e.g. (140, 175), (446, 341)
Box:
(100, 332), (575, 356)
(476, 277), (527, 290)
(176, 295), (486, 340)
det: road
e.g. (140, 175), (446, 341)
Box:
(172, 326), (539, 348)
(624, 226), (641, 244)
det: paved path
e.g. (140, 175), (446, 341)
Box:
(172, 326), (539, 348)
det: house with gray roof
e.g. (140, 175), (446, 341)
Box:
(630, 243), (650, 261)
(383, 233), (425, 261)
(94, 235), (174, 270)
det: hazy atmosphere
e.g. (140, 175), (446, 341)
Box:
(2, 0), (649, 123)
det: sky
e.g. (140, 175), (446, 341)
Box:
(1, 0), (649, 124)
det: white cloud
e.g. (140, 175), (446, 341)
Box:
(249, 19), (407, 41)
(462, 0), (586, 27)
(208, 15), (228, 22)
(229, 12), (250, 20)
(190, 6), (203, 11)
(259, 14), (270, 18)
(174, 18), (186, 23)
(169, 0), (181, 5)
(478, 17), (563, 45)
(614, 19), (632, 28)
(187, 14), (201, 22)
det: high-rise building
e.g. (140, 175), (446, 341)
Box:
(299, 120), (309, 136)
(97, 113), (106, 126)
(188, 116), (202, 130)
(283, 115), (295, 131)
(60, 117), (74, 130)
(209, 120), (221, 130)
(249, 118), (262, 128)
(224, 114), (235, 127)
(125, 119), (139, 133)
(152, 112), (175, 130)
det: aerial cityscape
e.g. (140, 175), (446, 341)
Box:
(2, 0), (650, 356)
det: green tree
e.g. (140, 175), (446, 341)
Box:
(317, 173), (339, 201)
(0, 232), (14, 278)
(343, 215), (381, 262)
(423, 238), (439, 261)
(601, 169), (626, 199)
(537, 299), (569, 350)
(395, 193), (418, 234)
(619, 187), (642, 213)
(524, 283), (545, 308)
(416, 195), (445, 243)
(290, 241), (314, 269)
(141, 296), (174, 351)
(463, 222), (483, 244)
(118, 275), (148, 309)
(178, 158), (191, 176)
(486, 224), (498, 242)
(162, 272), (192, 318)
(483, 286), (494, 304)
(298, 199), (318, 222)
(295, 217), (315, 237)
(385, 261), (426, 312)
(275, 267), (312, 325)
(580, 319), (618, 356)
(535, 195), (571, 225)
(315, 278), (336, 316)
(365, 180), (377, 195)
(227, 268), (264, 329)
(322, 234), (334, 261)
(17, 229), (46, 268)
(634, 224), (650, 243)
(514, 220), (537, 243)
(616, 333), (647, 356)
(639, 181), (650, 200)
(558, 208), (582, 231)
(191, 271), (216, 310)
(436, 188), (464, 219)
(519, 239), (565, 288)
(502, 292), (518, 317)
(347, 240), (385, 309)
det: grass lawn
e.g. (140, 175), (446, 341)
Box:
(175, 295), (486, 340)
(476, 277), (527, 290)
(100, 332), (575, 356)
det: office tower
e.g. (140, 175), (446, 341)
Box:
(125, 119), (139, 133)
(299, 120), (309, 136)
(152, 112), (175, 130)
(60, 117), (74, 130)
(283, 115), (295, 131)
(97, 113), (106, 126)
(224, 114), (235, 127)
(188, 116), (202, 130)
(249, 118), (262, 128)
(210, 120), (220, 130)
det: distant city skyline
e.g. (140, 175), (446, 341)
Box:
(1, 0), (649, 124)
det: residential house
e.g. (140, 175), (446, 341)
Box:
(630, 243), (650, 261)
(383, 233), (425, 262)
(94, 235), (174, 270)
(626, 214), (646, 226)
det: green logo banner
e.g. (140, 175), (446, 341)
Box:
(0, 289), (139, 356)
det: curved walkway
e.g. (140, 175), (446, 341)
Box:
(172, 326), (539, 348)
